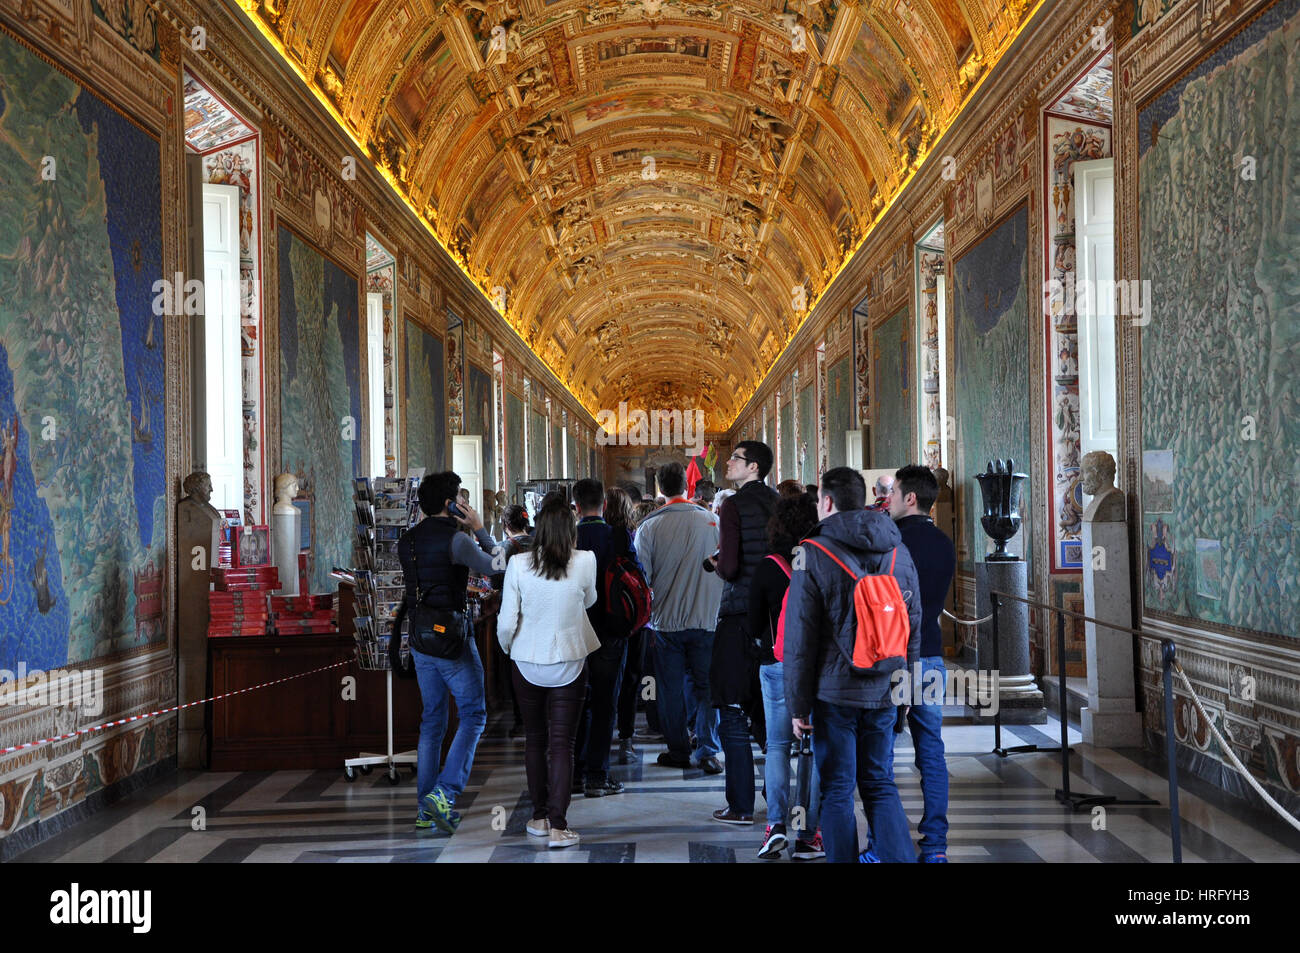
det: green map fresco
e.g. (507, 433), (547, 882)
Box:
(1138, 2), (1300, 634)
(873, 305), (914, 469)
(953, 205), (1033, 574)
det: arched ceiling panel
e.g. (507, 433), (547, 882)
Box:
(236, 0), (1041, 428)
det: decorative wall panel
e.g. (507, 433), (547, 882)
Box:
(277, 225), (361, 596)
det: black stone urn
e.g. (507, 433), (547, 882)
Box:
(975, 459), (1027, 561)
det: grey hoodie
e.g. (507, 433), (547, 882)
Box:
(633, 501), (723, 632)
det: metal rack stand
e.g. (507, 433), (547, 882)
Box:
(343, 636), (417, 785)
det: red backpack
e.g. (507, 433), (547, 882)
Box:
(802, 539), (910, 674)
(603, 554), (652, 639)
(767, 554), (793, 663)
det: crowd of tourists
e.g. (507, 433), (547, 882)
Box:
(394, 441), (956, 862)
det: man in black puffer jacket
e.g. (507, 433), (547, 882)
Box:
(784, 467), (922, 863)
(708, 440), (778, 825)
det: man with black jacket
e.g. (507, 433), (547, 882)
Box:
(572, 478), (636, 797)
(708, 440), (778, 824)
(888, 464), (957, 862)
(399, 471), (502, 835)
(784, 466), (922, 862)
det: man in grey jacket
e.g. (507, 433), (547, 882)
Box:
(784, 466), (922, 863)
(634, 462), (724, 771)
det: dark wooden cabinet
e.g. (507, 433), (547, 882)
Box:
(208, 634), (425, 770)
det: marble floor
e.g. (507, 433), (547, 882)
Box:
(12, 713), (1300, 863)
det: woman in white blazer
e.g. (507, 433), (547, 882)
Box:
(497, 494), (601, 848)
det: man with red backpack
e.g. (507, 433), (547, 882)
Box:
(783, 466), (922, 863)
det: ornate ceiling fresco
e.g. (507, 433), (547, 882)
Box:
(236, 0), (1040, 428)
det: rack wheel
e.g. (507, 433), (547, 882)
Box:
(387, 766), (401, 785)
(343, 765), (357, 782)
(359, 764), (373, 775)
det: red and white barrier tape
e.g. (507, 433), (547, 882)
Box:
(0, 657), (355, 756)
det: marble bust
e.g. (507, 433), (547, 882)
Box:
(273, 472), (299, 515)
(1081, 451), (1125, 522)
(180, 471), (221, 521)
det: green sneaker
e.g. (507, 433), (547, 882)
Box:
(414, 811), (435, 831)
(423, 788), (462, 834)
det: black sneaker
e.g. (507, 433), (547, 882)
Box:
(757, 825), (787, 860)
(584, 778), (625, 798)
(656, 752), (692, 768)
(617, 739), (635, 764)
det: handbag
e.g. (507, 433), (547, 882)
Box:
(405, 544), (469, 661)
(387, 602), (416, 679)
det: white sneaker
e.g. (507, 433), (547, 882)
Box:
(548, 828), (580, 849)
(526, 818), (550, 837)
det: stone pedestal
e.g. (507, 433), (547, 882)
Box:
(975, 559), (1045, 723)
(177, 500), (220, 769)
(273, 508), (301, 596)
(1081, 518), (1144, 747)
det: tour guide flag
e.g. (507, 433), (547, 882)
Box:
(685, 455), (702, 499)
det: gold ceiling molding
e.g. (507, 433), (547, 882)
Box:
(232, 0), (1038, 428)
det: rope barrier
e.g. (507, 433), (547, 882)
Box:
(1171, 659), (1300, 834)
(941, 609), (993, 626)
(0, 657), (356, 756)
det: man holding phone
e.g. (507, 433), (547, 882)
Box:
(399, 471), (503, 835)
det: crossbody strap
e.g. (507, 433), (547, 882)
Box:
(766, 553), (792, 579)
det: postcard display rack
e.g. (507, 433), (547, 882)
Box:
(344, 476), (421, 783)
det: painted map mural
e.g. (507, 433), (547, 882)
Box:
(1138, 0), (1300, 634)
(278, 225), (360, 595)
(529, 410), (547, 479)
(465, 362), (493, 492)
(827, 355), (852, 468)
(0, 33), (166, 668)
(505, 391), (524, 498)
(778, 399), (793, 480)
(873, 305), (914, 468)
(798, 385), (815, 485)
(953, 203), (1032, 573)
(404, 320), (445, 474)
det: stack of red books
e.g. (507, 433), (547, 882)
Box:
(212, 566), (281, 592)
(269, 593), (337, 635)
(208, 591), (270, 637)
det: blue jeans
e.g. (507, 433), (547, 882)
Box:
(717, 704), (754, 814)
(760, 663), (820, 834)
(893, 657), (949, 855)
(654, 628), (719, 762)
(412, 638), (487, 811)
(813, 700), (912, 863)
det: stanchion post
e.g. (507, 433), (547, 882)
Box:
(991, 593), (1003, 755)
(1057, 610), (1070, 797)
(1162, 639), (1183, 863)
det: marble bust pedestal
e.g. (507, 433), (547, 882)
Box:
(1080, 451), (1144, 747)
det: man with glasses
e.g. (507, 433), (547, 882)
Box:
(706, 441), (778, 824)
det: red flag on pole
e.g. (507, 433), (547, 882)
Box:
(685, 456), (702, 499)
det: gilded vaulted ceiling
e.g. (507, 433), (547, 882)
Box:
(238, 0), (1039, 427)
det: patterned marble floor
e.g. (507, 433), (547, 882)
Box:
(12, 713), (1300, 863)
